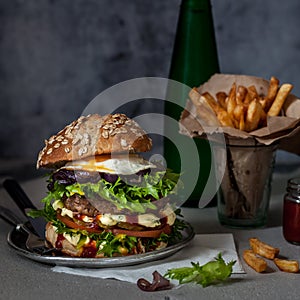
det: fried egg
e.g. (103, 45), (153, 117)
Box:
(62, 154), (156, 175)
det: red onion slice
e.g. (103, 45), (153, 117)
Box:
(137, 271), (172, 292)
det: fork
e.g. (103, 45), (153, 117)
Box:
(0, 205), (57, 255)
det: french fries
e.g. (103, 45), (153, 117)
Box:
(243, 250), (267, 273)
(264, 76), (279, 111)
(191, 76), (293, 132)
(200, 92), (235, 128)
(267, 83), (293, 117)
(188, 88), (220, 126)
(245, 100), (262, 132)
(274, 258), (299, 273)
(243, 237), (299, 274)
(249, 237), (279, 260)
(216, 91), (227, 110)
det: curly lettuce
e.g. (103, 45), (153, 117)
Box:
(41, 169), (182, 213)
(165, 253), (236, 287)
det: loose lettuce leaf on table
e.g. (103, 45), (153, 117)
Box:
(165, 253), (236, 287)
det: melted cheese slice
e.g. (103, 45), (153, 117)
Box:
(62, 154), (156, 175)
(98, 213), (161, 228)
(97, 205), (176, 227)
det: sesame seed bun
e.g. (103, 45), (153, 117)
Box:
(37, 114), (152, 169)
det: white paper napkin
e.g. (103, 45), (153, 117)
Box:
(52, 233), (245, 283)
(53, 233), (244, 284)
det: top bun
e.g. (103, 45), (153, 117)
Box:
(37, 114), (152, 169)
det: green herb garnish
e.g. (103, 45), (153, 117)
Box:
(165, 253), (236, 287)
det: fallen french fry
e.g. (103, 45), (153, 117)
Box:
(243, 249), (267, 273)
(249, 237), (279, 260)
(274, 258), (299, 273)
(267, 83), (293, 116)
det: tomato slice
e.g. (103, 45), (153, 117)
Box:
(57, 214), (103, 233)
(56, 214), (171, 238)
(112, 224), (171, 238)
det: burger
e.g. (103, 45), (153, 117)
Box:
(31, 113), (185, 257)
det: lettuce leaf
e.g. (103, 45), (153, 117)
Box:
(165, 253), (236, 287)
(45, 169), (182, 213)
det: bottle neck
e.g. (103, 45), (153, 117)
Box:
(169, 0), (219, 87)
(181, 0), (211, 10)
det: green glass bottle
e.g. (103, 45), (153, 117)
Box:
(164, 0), (220, 207)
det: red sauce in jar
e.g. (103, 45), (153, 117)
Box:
(283, 199), (300, 244)
(283, 178), (300, 245)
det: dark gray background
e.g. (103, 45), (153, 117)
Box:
(1, 0), (300, 179)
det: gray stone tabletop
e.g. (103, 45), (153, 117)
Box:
(1, 169), (300, 300)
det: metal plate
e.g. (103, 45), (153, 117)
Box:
(7, 222), (195, 268)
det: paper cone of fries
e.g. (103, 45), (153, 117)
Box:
(180, 74), (300, 227)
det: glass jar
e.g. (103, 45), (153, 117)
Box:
(216, 139), (277, 228)
(283, 178), (300, 245)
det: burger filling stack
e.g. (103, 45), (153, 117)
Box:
(31, 113), (184, 258)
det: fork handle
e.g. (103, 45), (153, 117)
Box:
(3, 179), (37, 217)
(0, 205), (23, 226)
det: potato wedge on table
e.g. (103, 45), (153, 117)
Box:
(243, 250), (267, 273)
(249, 238), (279, 260)
(274, 258), (299, 273)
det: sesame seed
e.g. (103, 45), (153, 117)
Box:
(46, 148), (53, 154)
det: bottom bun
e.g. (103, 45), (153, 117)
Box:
(45, 222), (168, 258)
(45, 222), (94, 257)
